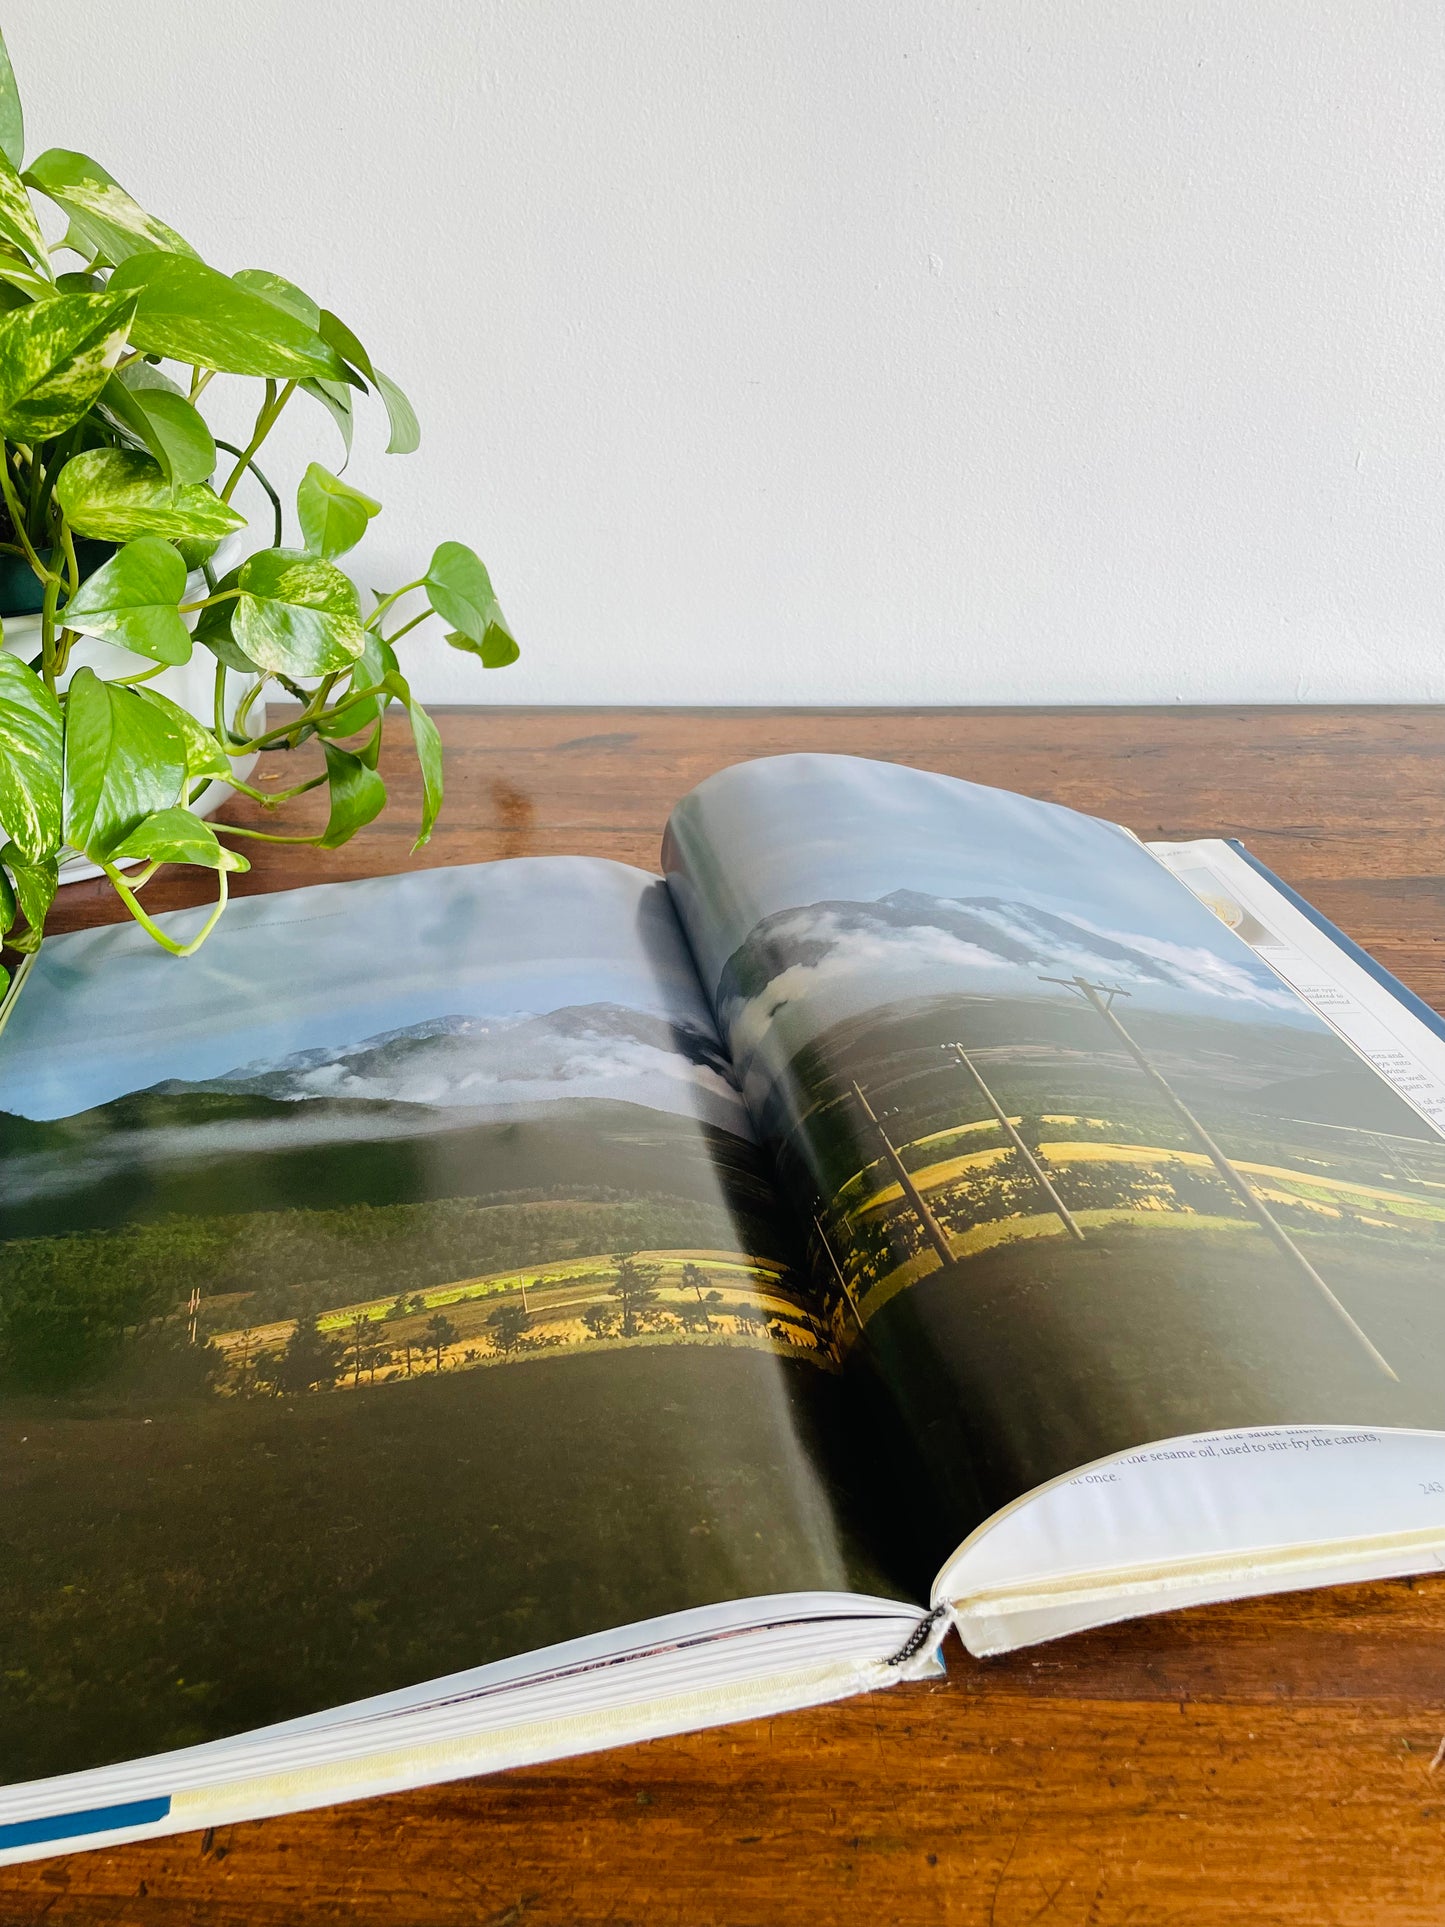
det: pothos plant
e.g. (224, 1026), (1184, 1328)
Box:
(0, 28), (518, 1034)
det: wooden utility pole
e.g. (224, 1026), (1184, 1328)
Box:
(813, 1213), (866, 1335)
(851, 1080), (955, 1266)
(943, 1043), (1085, 1241)
(1040, 973), (1398, 1381)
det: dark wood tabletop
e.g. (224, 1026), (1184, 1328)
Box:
(14, 705), (1445, 1927)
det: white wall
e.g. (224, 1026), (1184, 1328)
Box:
(11, 2), (1445, 704)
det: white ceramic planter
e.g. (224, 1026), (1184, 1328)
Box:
(0, 560), (260, 884)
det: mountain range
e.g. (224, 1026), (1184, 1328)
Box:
(714, 888), (1300, 1054)
(0, 1004), (755, 1228)
(149, 1003), (739, 1112)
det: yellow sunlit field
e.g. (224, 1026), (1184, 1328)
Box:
(822, 1116), (1445, 1338)
(209, 1248), (831, 1391)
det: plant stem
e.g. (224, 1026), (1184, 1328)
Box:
(33, 426), (80, 538)
(212, 441), (283, 548)
(0, 946), (37, 1043)
(39, 576), (60, 695)
(0, 452), (54, 585)
(220, 381), (297, 506)
(232, 675), (269, 740)
(364, 579), (427, 631)
(101, 861), (231, 956)
(177, 588), (242, 614)
(23, 446), (41, 532)
(213, 659), (233, 745)
(383, 609), (432, 647)
(229, 682), (346, 755)
(227, 770), (328, 806)
(57, 517), (80, 598)
(211, 822), (323, 846)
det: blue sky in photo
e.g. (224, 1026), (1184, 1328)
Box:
(1, 858), (717, 1120)
(664, 753), (1315, 1028)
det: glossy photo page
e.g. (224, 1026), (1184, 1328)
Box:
(0, 857), (900, 1783)
(663, 754), (1445, 1553)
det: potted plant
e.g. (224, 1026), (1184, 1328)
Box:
(0, 27), (519, 1033)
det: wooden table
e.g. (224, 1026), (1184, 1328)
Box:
(14, 706), (1445, 1927)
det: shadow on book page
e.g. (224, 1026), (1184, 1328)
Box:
(664, 754), (1445, 1568)
(0, 857), (906, 1786)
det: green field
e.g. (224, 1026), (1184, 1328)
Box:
(0, 1343), (907, 1784)
(867, 1223), (1445, 1535)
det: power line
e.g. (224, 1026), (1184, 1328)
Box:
(941, 1042), (1085, 1242)
(813, 1214), (866, 1336)
(1039, 973), (1398, 1381)
(850, 1079), (955, 1266)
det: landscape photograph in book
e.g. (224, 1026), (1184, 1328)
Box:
(0, 860), (893, 1783)
(666, 755), (1445, 1532)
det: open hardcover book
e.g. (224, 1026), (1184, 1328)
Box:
(4, 752), (1445, 1860)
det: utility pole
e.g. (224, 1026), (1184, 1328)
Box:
(851, 1081), (955, 1267)
(813, 1213), (866, 1335)
(943, 1043), (1085, 1242)
(1040, 974), (1397, 1381)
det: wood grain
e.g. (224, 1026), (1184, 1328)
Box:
(12, 705), (1445, 1927)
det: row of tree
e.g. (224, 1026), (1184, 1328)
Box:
(221, 1257), (807, 1396)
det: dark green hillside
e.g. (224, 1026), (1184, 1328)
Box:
(1, 1086), (319, 1151)
(0, 1096), (781, 1245)
(0, 1345), (909, 1783)
(872, 1226), (1445, 1543)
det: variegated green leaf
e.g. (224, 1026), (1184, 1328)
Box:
(62, 666), (186, 861)
(0, 146), (44, 266)
(100, 373), (216, 486)
(232, 548), (366, 677)
(300, 376), (355, 463)
(109, 253), (346, 381)
(0, 652), (62, 862)
(0, 842), (58, 953)
(109, 805), (248, 872)
(0, 251), (55, 302)
(0, 27), (23, 172)
(24, 148), (196, 265)
(137, 685), (232, 783)
(375, 369), (419, 454)
(0, 289), (134, 440)
(55, 448), (246, 544)
(297, 462), (379, 557)
(427, 542), (519, 666)
(63, 536), (192, 664)
(234, 268), (321, 330)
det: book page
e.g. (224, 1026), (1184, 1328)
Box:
(663, 755), (1445, 1570)
(1147, 838), (1445, 1131)
(0, 859), (911, 1790)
